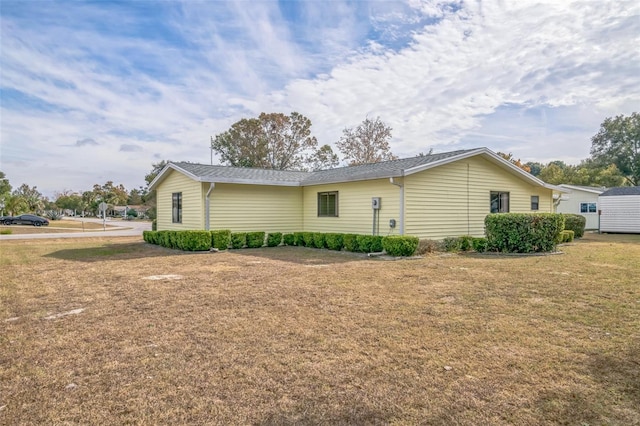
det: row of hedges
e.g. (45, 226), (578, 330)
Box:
(485, 213), (565, 253)
(561, 213), (586, 238)
(143, 230), (420, 256)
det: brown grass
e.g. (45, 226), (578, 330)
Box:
(1, 233), (639, 425)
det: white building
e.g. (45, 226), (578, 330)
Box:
(556, 184), (606, 230)
(599, 187), (640, 234)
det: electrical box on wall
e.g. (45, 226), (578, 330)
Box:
(371, 197), (381, 210)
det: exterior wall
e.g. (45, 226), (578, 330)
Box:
(302, 179), (401, 235)
(556, 189), (601, 229)
(156, 171), (204, 230)
(404, 156), (553, 239)
(209, 183), (303, 233)
(599, 195), (640, 233)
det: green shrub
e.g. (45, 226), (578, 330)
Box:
(157, 230), (170, 247)
(356, 235), (383, 253)
(44, 210), (63, 220)
(143, 230), (152, 243)
(442, 237), (462, 252)
(312, 232), (326, 249)
(459, 235), (474, 251)
(283, 233), (295, 246)
(168, 231), (179, 249)
(562, 214), (586, 238)
(325, 233), (344, 251)
(559, 230), (575, 243)
(485, 213), (565, 253)
(151, 219), (157, 231)
(211, 229), (231, 250)
(230, 232), (247, 249)
(472, 237), (488, 253)
(382, 236), (419, 256)
(343, 234), (358, 252)
(415, 239), (441, 255)
(266, 232), (282, 247)
(302, 232), (314, 247)
(178, 231), (211, 251)
(1, 228), (13, 235)
(293, 232), (305, 246)
(246, 231), (265, 248)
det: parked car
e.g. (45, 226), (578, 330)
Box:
(4, 214), (49, 226)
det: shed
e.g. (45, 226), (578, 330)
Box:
(598, 187), (640, 234)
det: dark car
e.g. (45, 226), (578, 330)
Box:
(4, 214), (49, 226)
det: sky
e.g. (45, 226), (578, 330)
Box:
(1, 0), (639, 198)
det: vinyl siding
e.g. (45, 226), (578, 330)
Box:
(156, 170), (203, 230)
(404, 156), (553, 239)
(302, 179), (401, 235)
(599, 195), (640, 233)
(209, 183), (303, 233)
(556, 189), (601, 229)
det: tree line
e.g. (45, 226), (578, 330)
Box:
(1, 112), (637, 219)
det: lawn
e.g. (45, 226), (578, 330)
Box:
(1, 233), (638, 425)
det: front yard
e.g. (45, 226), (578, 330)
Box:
(1, 233), (638, 425)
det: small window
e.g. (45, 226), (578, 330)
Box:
(580, 202), (597, 213)
(490, 191), (510, 213)
(531, 195), (539, 211)
(172, 192), (182, 223)
(318, 191), (338, 217)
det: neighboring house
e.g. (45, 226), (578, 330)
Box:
(148, 147), (565, 239)
(556, 184), (606, 230)
(599, 187), (640, 234)
(111, 205), (150, 218)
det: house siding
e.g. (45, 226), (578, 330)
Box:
(556, 188), (601, 229)
(209, 183), (303, 233)
(599, 195), (640, 233)
(302, 179), (401, 235)
(156, 171), (204, 230)
(404, 156), (553, 239)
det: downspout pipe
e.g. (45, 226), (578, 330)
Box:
(205, 183), (215, 230)
(389, 176), (404, 235)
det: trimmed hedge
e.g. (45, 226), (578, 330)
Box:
(230, 232), (247, 249)
(151, 220), (157, 231)
(325, 233), (344, 251)
(559, 229), (575, 243)
(472, 237), (488, 253)
(267, 232), (283, 247)
(562, 214), (586, 238)
(382, 236), (419, 256)
(246, 231), (266, 248)
(283, 233), (295, 246)
(144, 229), (421, 256)
(485, 213), (565, 253)
(211, 230), (231, 250)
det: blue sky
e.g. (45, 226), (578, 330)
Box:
(1, 0), (639, 197)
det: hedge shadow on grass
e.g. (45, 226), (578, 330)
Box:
(44, 242), (185, 263)
(230, 245), (367, 265)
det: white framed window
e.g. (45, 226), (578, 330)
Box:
(318, 191), (338, 217)
(531, 195), (539, 211)
(490, 191), (509, 213)
(580, 202), (597, 213)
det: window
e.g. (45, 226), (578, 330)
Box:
(490, 191), (510, 213)
(172, 192), (182, 223)
(580, 202), (597, 213)
(318, 191), (338, 217)
(531, 195), (539, 211)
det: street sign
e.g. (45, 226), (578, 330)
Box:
(98, 202), (108, 212)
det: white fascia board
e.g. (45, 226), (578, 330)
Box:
(558, 184), (605, 194)
(197, 177), (301, 187)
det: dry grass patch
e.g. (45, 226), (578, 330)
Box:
(1, 235), (639, 425)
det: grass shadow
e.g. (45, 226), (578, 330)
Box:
(230, 245), (369, 265)
(44, 241), (187, 263)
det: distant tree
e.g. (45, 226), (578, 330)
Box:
(0, 171), (11, 197)
(92, 181), (128, 206)
(211, 112), (319, 170)
(308, 144), (339, 171)
(145, 160), (169, 187)
(127, 188), (144, 205)
(497, 152), (531, 173)
(590, 112), (640, 186)
(4, 193), (28, 216)
(336, 117), (397, 166)
(417, 148), (434, 156)
(55, 191), (83, 214)
(13, 184), (44, 213)
(525, 162), (544, 177)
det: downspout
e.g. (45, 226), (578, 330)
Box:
(205, 183), (215, 230)
(389, 176), (404, 235)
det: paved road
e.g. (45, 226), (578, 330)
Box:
(0, 218), (152, 240)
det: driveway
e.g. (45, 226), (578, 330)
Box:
(0, 217), (152, 240)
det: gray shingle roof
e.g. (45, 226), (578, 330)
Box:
(170, 149), (478, 186)
(600, 186), (640, 196)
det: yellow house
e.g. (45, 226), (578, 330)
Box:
(149, 147), (564, 239)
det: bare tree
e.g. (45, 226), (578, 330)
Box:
(336, 117), (397, 166)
